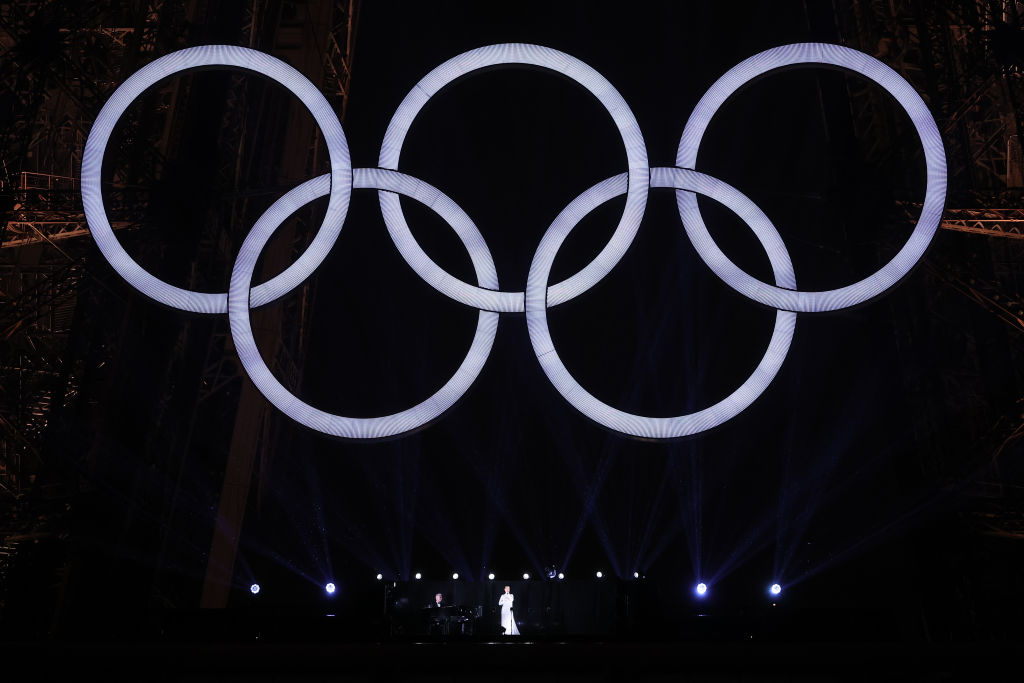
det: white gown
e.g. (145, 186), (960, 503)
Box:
(498, 593), (519, 635)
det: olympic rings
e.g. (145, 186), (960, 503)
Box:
(82, 42), (947, 440)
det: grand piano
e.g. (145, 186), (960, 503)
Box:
(386, 585), (502, 636)
(421, 604), (483, 635)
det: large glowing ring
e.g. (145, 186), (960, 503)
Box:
(228, 168), (498, 439)
(378, 43), (650, 313)
(81, 45), (353, 314)
(526, 167), (797, 439)
(677, 43), (946, 313)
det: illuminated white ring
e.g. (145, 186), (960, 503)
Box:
(378, 43), (650, 313)
(228, 168), (499, 439)
(676, 42), (946, 312)
(526, 167), (797, 439)
(81, 45), (353, 314)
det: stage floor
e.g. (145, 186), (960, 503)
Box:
(3, 638), (1020, 681)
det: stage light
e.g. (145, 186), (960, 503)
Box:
(415, 573), (422, 580)
(633, 571), (639, 579)
(544, 565), (557, 579)
(596, 571), (603, 579)
(250, 583), (260, 595)
(522, 573), (530, 580)
(488, 573), (495, 580)
(695, 582), (707, 596)
(376, 573), (383, 581)
(452, 572), (459, 580)
(770, 583), (782, 596)
(558, 573), (565, 580)
(325, 582), (336, 594)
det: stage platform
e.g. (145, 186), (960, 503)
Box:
(3, 607), (1020, 680)
(3, 637), (1019, 681)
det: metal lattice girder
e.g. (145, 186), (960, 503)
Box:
(0, 258), (81, 497)
(927, 262), (1024, 335)
(941, 207), (1024, 239)
(1, 1), (179, 244)
(1, 5), (133, 179)
(322, 0), (360, 121)
(0, 261), (82, 340)
(1, 221), (137, 249)
(834, 0), (1024, 193)
(2, 171), (143, 248)
(898, 202), (1024, 239)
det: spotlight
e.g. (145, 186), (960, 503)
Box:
(415, 573), (422, 580)
(488, 573), (495, 580)
(769, 583), (782, 596)
(375, 573), (383, 581)
(695, 582), (707, 596)
(557, 573), (565, 580)
(325, 582), (336, 594)
(522, 573), (530, 580)
(633, 571), (639, 579)
(250, 583), (260, 595)
(452, 572), (459, 580)
(596, 571), (603, 579)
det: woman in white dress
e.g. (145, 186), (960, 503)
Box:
(498, 585), (520, 635)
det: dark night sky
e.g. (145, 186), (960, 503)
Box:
(65, 0), (1024, 625)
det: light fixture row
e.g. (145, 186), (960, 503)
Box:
(378, 571), (656, 580)
(248, 579), (784, 597)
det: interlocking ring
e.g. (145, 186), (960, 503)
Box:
(526, 167), (797, 439)
(377, 44), (650, 313)
(82, 42), (947, 440)
(676, 43), (946, 312)
(81, 45), (353, 314)
(228, 169), (499, 439)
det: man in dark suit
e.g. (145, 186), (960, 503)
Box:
(427, 593), (447, 634)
